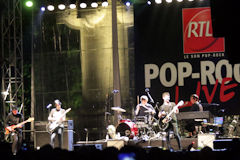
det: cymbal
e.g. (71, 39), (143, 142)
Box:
(111, 107), (126, 112)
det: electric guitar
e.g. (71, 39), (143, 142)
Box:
(158, 101), (184, 131)
(46, 108), (71, 134)
(4, 117), (34, 142)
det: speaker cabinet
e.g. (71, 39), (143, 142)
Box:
(34, 130), (73, 151)
(198, 134), (215, 149)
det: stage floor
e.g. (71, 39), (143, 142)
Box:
(75, 137), (198, 151)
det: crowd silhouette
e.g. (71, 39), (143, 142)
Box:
(1, 141), (240, 160)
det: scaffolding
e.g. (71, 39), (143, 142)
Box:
(0, 0), (24, 120)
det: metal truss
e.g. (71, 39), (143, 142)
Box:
(1, 0), (24, 120)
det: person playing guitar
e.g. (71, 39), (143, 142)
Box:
(48, 99), (66, 148)
(158, 92), (182, 151)
(4, 105), (24, 155)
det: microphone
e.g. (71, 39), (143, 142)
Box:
(46, 104), (52, 109)
(145, 88), (149, 92)
(84, 128), (88, 132)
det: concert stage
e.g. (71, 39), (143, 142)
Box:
(75, 137), (198, 151)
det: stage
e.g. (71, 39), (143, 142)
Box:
(74, 135), (240, 152)
(75, 137), (199, 151)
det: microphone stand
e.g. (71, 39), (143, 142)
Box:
(85, 129), (88, 144)
(145, 88), (154, 104)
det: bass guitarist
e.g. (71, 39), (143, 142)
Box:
(158, 92), (182, 151)
(48, 99), (66, 148)
(4, 105), (24, 155)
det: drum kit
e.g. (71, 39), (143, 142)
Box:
(108, 106), (163, 141)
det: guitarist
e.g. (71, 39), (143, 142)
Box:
(4, 105), (24, 155)
(158, 92), (182, 151)
(48, 99), (65, 148)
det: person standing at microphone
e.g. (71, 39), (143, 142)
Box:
(48, 99), (66, 148)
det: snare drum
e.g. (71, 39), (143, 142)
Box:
(116, 119), (138, 138)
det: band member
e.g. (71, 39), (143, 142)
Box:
(4, 105), (24, 155)
(48, 99), (66, 148)
(135, 95), (155, 119)
(158, 92), (182, 150)
(185, 94), (203, 137)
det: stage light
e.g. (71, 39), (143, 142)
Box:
(166, 0), (172, 3)
(147, 1), (151, 5)
(102, 1), (108, 7)
(41, 7), (46, 11)
(177, 0), (183, 2)
(25, 1), (33, 7)
(80, 3), (87, 8)
(47, 5), (55, 11)
(188, 0), (194, 1)
(155, 0), (162, 4)
(91, 2), (98, 8)
(58, 4), (66, 10)
(125, 1), (131, 6)
(69, 4), (76, 9)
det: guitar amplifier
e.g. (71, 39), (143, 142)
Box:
(34, 130), (74, 151)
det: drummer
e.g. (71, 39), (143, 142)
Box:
(135, 95), (156, 120)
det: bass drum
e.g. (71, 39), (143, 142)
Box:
(116, 119), (138, 138)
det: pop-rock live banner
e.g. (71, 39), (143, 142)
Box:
(134, 1), (240, 115)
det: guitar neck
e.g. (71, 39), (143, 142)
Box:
(12, 120), (29, 129)
(167, 105), (179, 117)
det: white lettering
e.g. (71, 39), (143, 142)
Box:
(215, 59), (232, 84)
(178, 62), (192, 86)
(234, 64), (240, 83)
(144, 64), (159, 88)
(206, 21), (212, 37)
(160, 63), (177, 87)
(201, 61), (216, 85)
(188, 22), (198, 38)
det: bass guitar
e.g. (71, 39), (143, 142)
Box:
(46, 108), (71, 134)
(159, 101), (184, 131)
(5, 117), (34, 142)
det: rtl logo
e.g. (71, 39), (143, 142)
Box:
(182, 7), (225, 54)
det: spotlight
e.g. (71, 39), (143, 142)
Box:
(177, 0), (183, 2)
(102, 1), (108, 7)
(166, 0), (172, 3)
(80, 3), (87, 8)
(25, 1), (33, 7)
(58, 4), (66, 10)
(41, 7), (46, 11)
(69, 4), (76, 9)
(188, 0), (194, 1)
(155, 0), (162, 4)
(91, 2), (98, 8)
(47, 5), (55, 11)
(125, 1), (131, 6)
(147, 0), (151, 5)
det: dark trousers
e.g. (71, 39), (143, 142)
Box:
(165, 122), (182, 150)
(50, 127), (63, 148)
(11, 132), (22, 154)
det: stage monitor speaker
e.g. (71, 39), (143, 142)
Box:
(34, 130), (73, 151)
(73, 143), (103, 151)
(107, 140), (125, 150)
(214, 138), (240, 150)
(198, 134), (215, 149)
